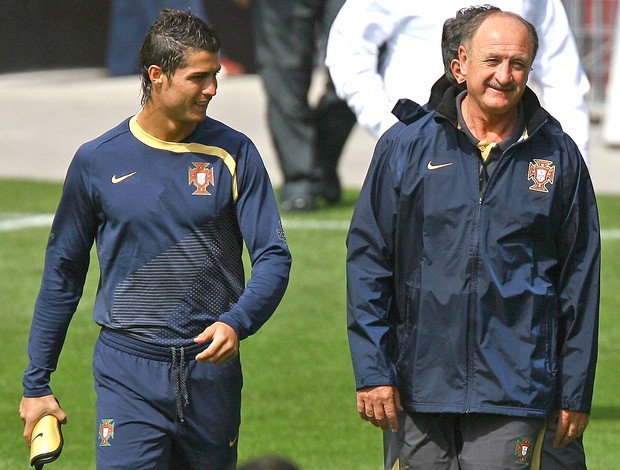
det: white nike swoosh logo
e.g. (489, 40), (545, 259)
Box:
(111, 172), (137, 184)
(427, 161), (454, 170)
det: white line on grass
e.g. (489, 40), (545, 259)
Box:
(0, 213), (350, 233)
(282, 218), (350, 231)
(601, 228), (620, 240)
(2, 213), (620, 240)
(0, 214), (54, 232)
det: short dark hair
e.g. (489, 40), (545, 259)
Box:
(441, 5), (501, 83)
(139, 9), (221, 105)
(459, 10), (539, 65)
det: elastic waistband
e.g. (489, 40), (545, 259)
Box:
(99, 328), (208, 362)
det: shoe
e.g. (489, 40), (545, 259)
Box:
(313, 174), (342, 204)
(280, 195), (316, 212)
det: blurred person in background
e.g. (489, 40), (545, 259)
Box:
(107, 0), (246, 76)
(251, 0), (357, 211)
(326, 0), (591, 166)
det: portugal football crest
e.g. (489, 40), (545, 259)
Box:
(189, 162), (215, 195)
(98, 419), (115, 447)
(514, 436), (533, 464)
(527, 159), (555, 192)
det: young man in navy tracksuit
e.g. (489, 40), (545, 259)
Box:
(20, 9), (291, 469)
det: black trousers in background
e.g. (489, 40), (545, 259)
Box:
(253, 0), (356, 203)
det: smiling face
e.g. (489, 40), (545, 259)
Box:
(150, 49), (221, 128)
(458, 13), (533, 120)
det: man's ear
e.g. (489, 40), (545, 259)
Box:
(451, 58), (465, 84)
(148, 65), (164, 86)
(456, 45), (468, 78)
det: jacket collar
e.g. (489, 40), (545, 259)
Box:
(390, 75), (460, 125)
(429, 76), (556, 135)
(391, 75), (559, 137)
(391, 98), (427, 125)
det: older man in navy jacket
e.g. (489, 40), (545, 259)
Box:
(346, 9), (600, 469)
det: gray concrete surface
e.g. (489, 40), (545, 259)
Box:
(1, 68), (619, 194)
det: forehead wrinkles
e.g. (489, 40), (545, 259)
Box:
(470, 16), (532, 61)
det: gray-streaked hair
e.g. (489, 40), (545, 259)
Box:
(459, 9), (539, 65)
(441, 5), (501, 83)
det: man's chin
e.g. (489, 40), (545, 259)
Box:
(480, 99), (519, 115)
(189, 107), (209, 120)
(484, 92), (521, 110)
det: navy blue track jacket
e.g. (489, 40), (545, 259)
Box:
(346, 83), (600, 419)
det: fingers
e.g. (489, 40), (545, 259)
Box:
(197, 342), (237, 364)
(194, 322), (239, 364)
(193, 325), (214, 345)
(357, 386), (401, 432)
(19, 395), (66, 446)
(553, 426), (581, 448)
(357, 399), (386, 429)
(559, 423), (587, 446)
(553, 410), (589, 448)
(384, 388), (403, 432)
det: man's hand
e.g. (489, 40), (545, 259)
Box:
(553, 409), (589, 448)
(357, 385), (403, 432)
(194, 322), (239, 364)
(19, 395), (66, 446)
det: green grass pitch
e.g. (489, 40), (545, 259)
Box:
(1, 179), (618, 469)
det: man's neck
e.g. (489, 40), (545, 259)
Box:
(460, 96), (518, 143)
(136, 105), (198, 143)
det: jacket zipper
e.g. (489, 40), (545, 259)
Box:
(465, 154), (484, 414)
(450, 105), (548, 413)
(463, 121), (546, 412)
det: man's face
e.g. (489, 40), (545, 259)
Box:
(458, 14), (533, 117)
(156, 49), (221, 125)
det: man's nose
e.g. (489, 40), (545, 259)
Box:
(495, 61), (513, 83)
(203, 79), (217, 95)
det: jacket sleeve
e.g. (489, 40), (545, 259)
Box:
(555, 140), (600, 414)
(325, 0), (400, 137)
(530, 0), (591, 164)
(346, 130), (402, 389)
(23, 150), (97, 396)
(218, 137), (291, 340)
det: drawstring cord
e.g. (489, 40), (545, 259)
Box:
(171, 347), (190, 423)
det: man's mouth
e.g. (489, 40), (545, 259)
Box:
(487, 80), (516, 92)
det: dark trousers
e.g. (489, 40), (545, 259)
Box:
(384, 411), (545, 469)
(253, 0), (356, 198)
(94, 334), (241, 469)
